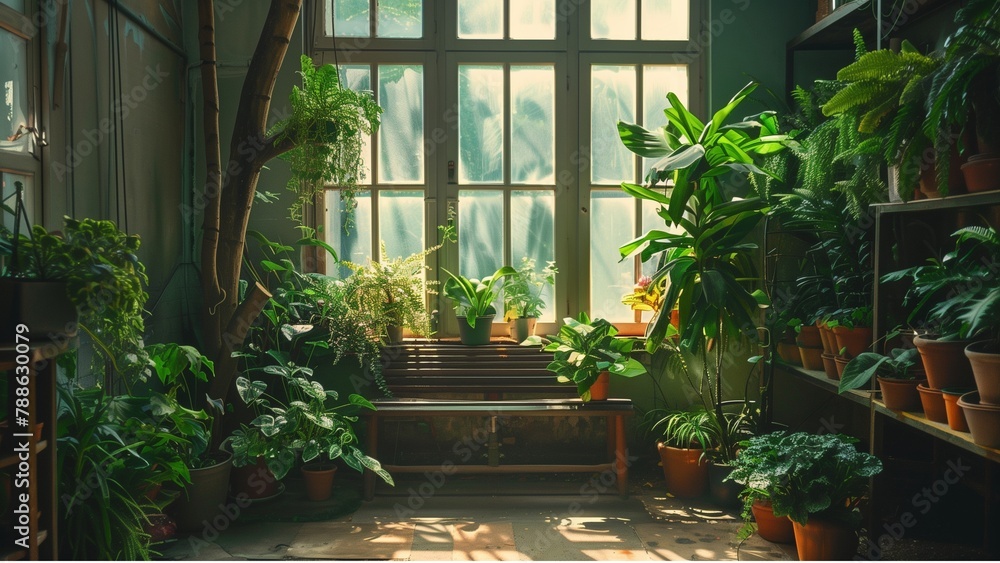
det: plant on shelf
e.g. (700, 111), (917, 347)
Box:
(838, 346), (921, 392)
(615, 81), (787, 460)
(442, 265), (517, 345)
(523, 312), (646, 402)
(620, 274), (664, 314)
(230, 351), (394, 486)
(503, 257), (558, 342)
(343, 241), (440, 343)
(726, 431), (883, 559)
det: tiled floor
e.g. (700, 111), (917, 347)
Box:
(157, 476), (796, 561)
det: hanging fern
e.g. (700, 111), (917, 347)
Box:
(271, 55), (383, 226)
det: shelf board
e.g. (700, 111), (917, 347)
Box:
(788, 0), (958, 51)
(872, 190), (1000, 215)
(0, 440), (48, 470)
(0, 529), (48, 561)
(873, 400), (1000, 463)
(776, 363), (873, 407)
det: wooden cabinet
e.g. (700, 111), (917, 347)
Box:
(1, 341), (65, 561)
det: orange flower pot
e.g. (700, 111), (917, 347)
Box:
(798, 346), (824, 371)
(588, 371), (610, 401)
(792, 515), (858, 561)
(832, 326), (873, 358)
(941, 388), (973, 432)
(914, 335), (975, 390)
(796, 325), (822, 348)
(751, 500), (795, 544)
(657, 443), (708, 499)
(877, 377), (925, 412)
(917, 384), (947, 423)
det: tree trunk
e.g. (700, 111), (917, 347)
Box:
(198, 0), (302, 412)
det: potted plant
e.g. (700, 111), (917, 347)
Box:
(651, 409), (716, 499)
(524, 312), (646, 401)
(503, 257), (557, 342)
(838, 347), (925, 411)
(442, 266), (517, 345)
(343, 242), (440, 344)
(727, 431), (882, 559)
(724, 432), (795, 544)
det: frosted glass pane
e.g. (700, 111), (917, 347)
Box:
(511, 66), (554, 185)
(331, 0), (370, 37)
(590, 191), (635, 322)
(339, 66), (373, 184)
(326, 191), (372, 278)
(379, 190), (424, 260)
(459, 65), (504, 184)
(1, 172), (32, 233)
(509, 0), (555, 39)
(591, 0), (636, 39)
(457, 0), (503, 39)
(0, 30), (29, 156)
(642, 65), (688, 174)
(0, 1), (24, 12)
(591, 65), (636, 185)
(378, 65), (424, 184)
(512, 191), (556, 320)
(458, 189), (503, 286)
(641, 0), (689, 40)
(377, 0), (422, 38)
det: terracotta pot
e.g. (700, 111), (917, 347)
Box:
(587, 371), (610, 401)
(917, 384), (947, 423)
(798, 346), (824, 371)
(301, 462), (338, 502)
(707, 461), (741, 508)
(510, 317), (537, 343)
(657, 443), (708, 499)
(960, 153), (1000, 193)
(965, 341), (1000, 405)
(792, 515), (858, 560)
(877, 377), (926, 412)
(918, 146), (967, 198)
(230, 456), (281, 500)
(941, 388), (974, 432)
(457, 315), (494, 346)
(958, 391), (1000, 448)
(821, 353), (838, 380)
(817, 321), (837, 355)
(751, 500), (795, 544)
(832, 326), (873, 359)
(796, 325), (822, 348)
(914, 335), (975, 390)
(834, 355), (849, 380)
(777, 341), (802, 366)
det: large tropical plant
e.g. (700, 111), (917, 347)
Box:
(616, 82), (787, 458)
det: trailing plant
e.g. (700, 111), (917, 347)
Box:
(442, 266), (517, 328)
(231, 350), (393, 484)
(726, 431), (882, 531)
(838, 347), (921, 394)
(504, 256), (558, 320)
(343, 241), (440, 338)
(271, 55), (382, 224)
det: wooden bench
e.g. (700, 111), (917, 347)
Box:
(361, 342), (634, 499)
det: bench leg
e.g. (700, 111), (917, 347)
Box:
(615, 415), (628, 498)
(364, 415), (379, 501)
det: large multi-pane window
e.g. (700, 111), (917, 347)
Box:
(317, 0), (700, 334)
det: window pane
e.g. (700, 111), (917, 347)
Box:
(326, 191), (372, 278)
(590, 191), (634, 322)
(512, 190), (556, 320)
(642, 65), (687, 173)
(458, 189), (503, 282)
(376, 0), (422, 38)
(330, 0), (370, 37)
(0, 29), (29, 156)
(379, 190), (424, 260)
(339, 65), (373, 184)
(511, 66), (554, 185)
(1, 172), (32, 234)
(641, 0), (689, 40)
(378, 65), (424, 184)
(457, 0), (503, 39)
(509, 0), (555, 40)
(591, 0), (636, 40)
(458, 65), (504, 184)
(591, 65), (635, 185)
(640, 198), (664, 279)
(0, 0), (24, 12)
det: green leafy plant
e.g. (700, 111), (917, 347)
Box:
(653, 408), (719, 449)
(442, 266), (517, 328)
(503, 257), (558, 320)
(523, 312), (646, 401)
(343, 242), (440, 338)
(231, 350), (393, 484)
(838, 347), (921, 393)
(726, 431), (882, 531)
(271, 55), (382, 224)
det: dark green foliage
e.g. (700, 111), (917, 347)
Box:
(838, 348), (921, 393)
